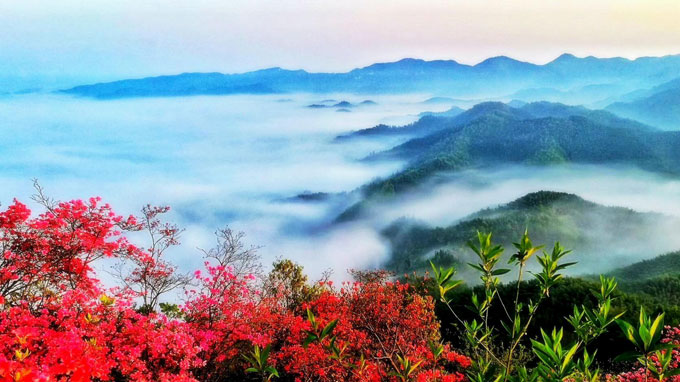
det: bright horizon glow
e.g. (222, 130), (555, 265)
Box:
(1, 0), (679, 86)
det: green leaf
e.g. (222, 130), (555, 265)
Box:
(649, 312), (665, 343)
(306, 309), (316, 329)
(265, 366), (279, 377)
(261, 345), (271, 361)
(321, 319), (338, 338)
(614, 351), (642, 362)
(616, 319), (640, 346)
(303, 333), (317, 348)
(468, 263), (484, 273)
(561, 344), (579, 373)
(638, 325), (652, 348)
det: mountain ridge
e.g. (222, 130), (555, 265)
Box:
(606, 77), (680, 129)
(334, 101), (674, 222)
(335, 100), (648, 142)
(60, 54), (680, 99)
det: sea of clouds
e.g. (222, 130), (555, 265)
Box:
(1, 93), (679, 283)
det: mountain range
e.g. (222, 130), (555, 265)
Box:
(606, 77), (680, 129)
(335, 101), (674, 221)
(60, 54), (680, 99)
(336, 100), (650, 142)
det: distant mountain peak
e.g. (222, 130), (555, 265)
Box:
(394, 57), (462, 65)
(466, 101), (516, 114)
(396, 58), (426, 64)
(252, 67), (307, 74)
(475, 56), (534, 69)
(551, 53), (578, 62)
(470, 100), (509, 108)
(355, 57), (465, 72)
(480, 55), (515, 62)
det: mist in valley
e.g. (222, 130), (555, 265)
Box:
(332, 164), (680, 278)
(1, 91), (679, 283)
(0, 93), (426, 278)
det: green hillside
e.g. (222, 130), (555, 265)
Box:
(385, 112), (676, 170)
(604, 250), (680, 282)
(336, 102), (679, 221)
(334, 114), (461, 140)
(335, 102), (526, 141)
(336, 100), (649, 142)
(520, 101), (653, 130)
(381, 191), (679, 275)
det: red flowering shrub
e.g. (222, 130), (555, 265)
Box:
(0, 196), (469, 381)
(268, 283), (469, 381)
(183, 262), (268, 381)
(0, 198), (140, 305)
(609, 326), (680, 382)
(0, 198), (202, 381)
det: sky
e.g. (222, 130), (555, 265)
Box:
(1, 0), (680, 87)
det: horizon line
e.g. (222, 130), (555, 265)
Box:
(86, 52), (680, 81)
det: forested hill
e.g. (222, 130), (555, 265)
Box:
(337, 102), (532, 141)
(380, 101), (662, 164)
(335, 102), (677, 222)
(381, 191), (680, 275)
(334, 107), (466, 141)
(605, 251), (680, 282)
(519, 101), (653, 130)
(337, 100), (648, 144)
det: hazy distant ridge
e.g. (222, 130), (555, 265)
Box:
(606, 77), (680, 129)
(61, 54), (680, 99)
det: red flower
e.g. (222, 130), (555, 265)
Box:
(0, 197), (470, 382)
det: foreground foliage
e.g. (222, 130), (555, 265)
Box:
(427, 231), (680, 382)
(0, 194), (679, 381)
(0, 196), (468, 381)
